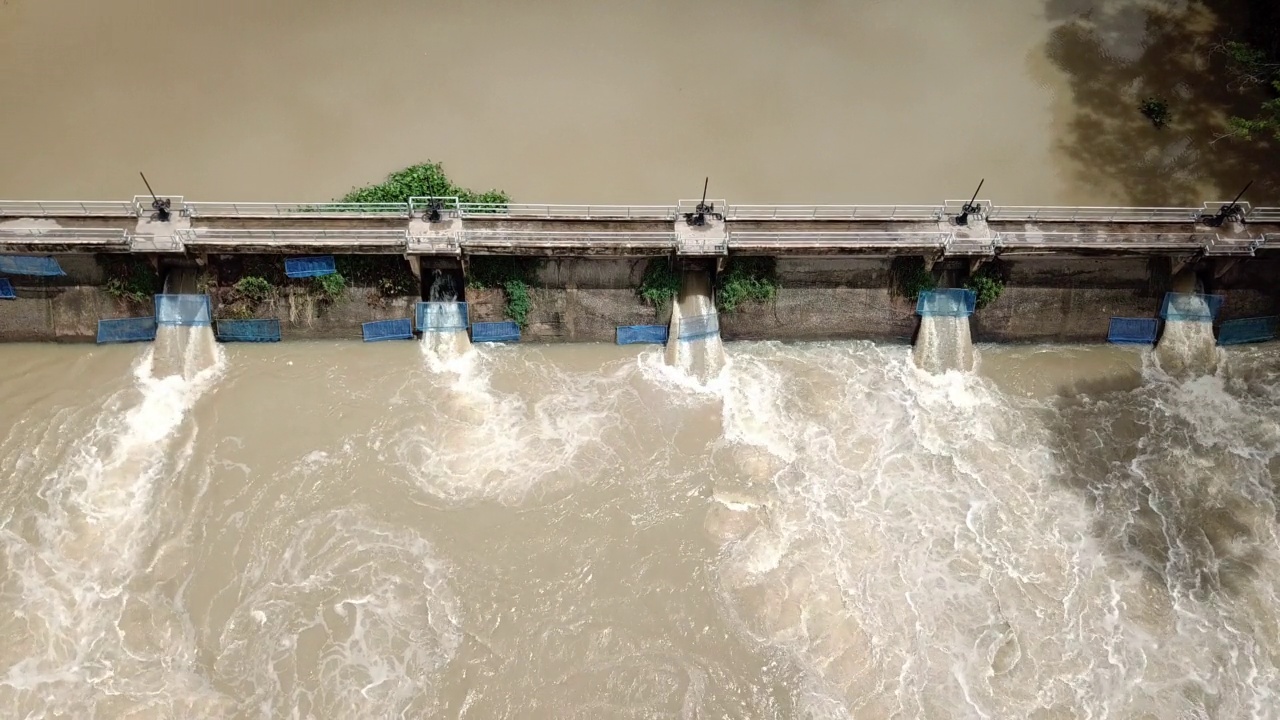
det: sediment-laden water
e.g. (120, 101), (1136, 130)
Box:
(1, 330), (1277, 718)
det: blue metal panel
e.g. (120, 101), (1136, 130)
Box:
(97, 317), (157, 344)
(362, 318), (414, 342)
(1107, 317), (1159, 345)
(617, 324), (669, 345)
(471, 321), (521, 343)
(155, 294), (212, 326)
(677, 313), (720, 341)
(0, 278), (13, 299)
(416, 302), (469, 331)
(285, 256), (337, 278)
(1218, 317), (1277, 346)
(1160, 292), (1224, 323)
(916, 289), (977, 317)
(0, 255), (65, 276)
(215, 318), (282, 343)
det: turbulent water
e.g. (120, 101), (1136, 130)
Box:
(912, 314), (976, 374)
(1, 331), (1278, 718)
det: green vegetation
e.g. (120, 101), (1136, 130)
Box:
(1217, 2), (1280, 141)
(467, 257), (542, 328)
(311, 273), (347, 303)
(341, 162), (509, 205)
(233, 275), (274, 304)
(715, 257), (779, 313)
(1139, 97), (1171, 128)
(101, 257), (160, 304)
(334, 256), (417, 298)
(888, 256), (936, 302)
(964, 265), (1006, 309)
(638, 258), (681, 306)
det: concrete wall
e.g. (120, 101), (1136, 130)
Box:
(215, 288), (418, 341)
(971, 257), (1159, 343)
(2, 254), (1277, 344)
(0, 254), (150, 342)
(719, 258), (917, 342)
(468, 258), (666, 342)
(0, 285), (152, 342)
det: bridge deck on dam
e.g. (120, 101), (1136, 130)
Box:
(0, 195), (1277, 260)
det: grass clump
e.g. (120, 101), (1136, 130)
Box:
(102, 257), (161, 304)
(638, 258), (681, 306)
(311, 273), (347, 304)
(467, 257), (542, 328)
(233, 275), (274, 304)
(888, 256), (936, 302)
(715, 257), (779, 313)
(964, 264), (1006, 309)
(341, 162), (509, 205)
(335, 256), (418, 299)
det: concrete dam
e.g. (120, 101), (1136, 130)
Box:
(0, 193), (1277, 346)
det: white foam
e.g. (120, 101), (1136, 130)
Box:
(702, 341), (1280, 718)
(0, 325), (229, 716)
(215, 508), (460, 717)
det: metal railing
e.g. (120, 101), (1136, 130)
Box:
(724, 204), (944, 221)
(1205, 235), (1265, 256)
(0, 200), (137, 217)
(1246, 207), (1280, 223)
(460, 230), (678, 246)
(180, 228), (409, 245)
(458, 203), (677, 220)
(131, 195), (185, 217)
(985, 206), (1202, 223)
(676, 199), (729, 215)
(408, 196), (461, 217)
(728, 231), (952, 248)
(407, 233), (462, 251)
(995, 231), (1217, 249)
(0, 227), (131, 243)
(185, 202), (410, 218)
(941, 199), (993, 217)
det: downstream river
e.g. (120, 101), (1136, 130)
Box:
(2, 0), (1279, 718)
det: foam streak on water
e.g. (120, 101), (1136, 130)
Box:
(703, 341), (1280, 718)
(0, 326), (227, 717)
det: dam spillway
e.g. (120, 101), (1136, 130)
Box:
(0, 194), (1278, 347)
(0, 195), (1275, 260)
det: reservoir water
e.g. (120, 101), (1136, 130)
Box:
(2, 0), (1280, 717)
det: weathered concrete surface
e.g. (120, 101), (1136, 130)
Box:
(467, 258), (667, 342)
(0, 285), (152, 342)
(212, 287), (418, 341)
(1211, 257), (1280, 321)
(971, 258), (1156, 343)
(718, 258), (917, 342)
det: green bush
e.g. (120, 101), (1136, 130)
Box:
(638, 258), (681, 306)
(888, 256), (936, 301)
(964, 266), (1006, 309)
(233, 275), (274, 304)
(716, 257), (779, 313)
(334, 256), (417, 297)
(341, 162), (509, 205)
(311, 273), (347, 303)
(503, 279), (533, 328)
(102, 257), (160, 304)
(467, 257), (541, 327)
(1139, 97), (1171, 128)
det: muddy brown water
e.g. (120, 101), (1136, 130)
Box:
(2, 1), (1280, 717)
